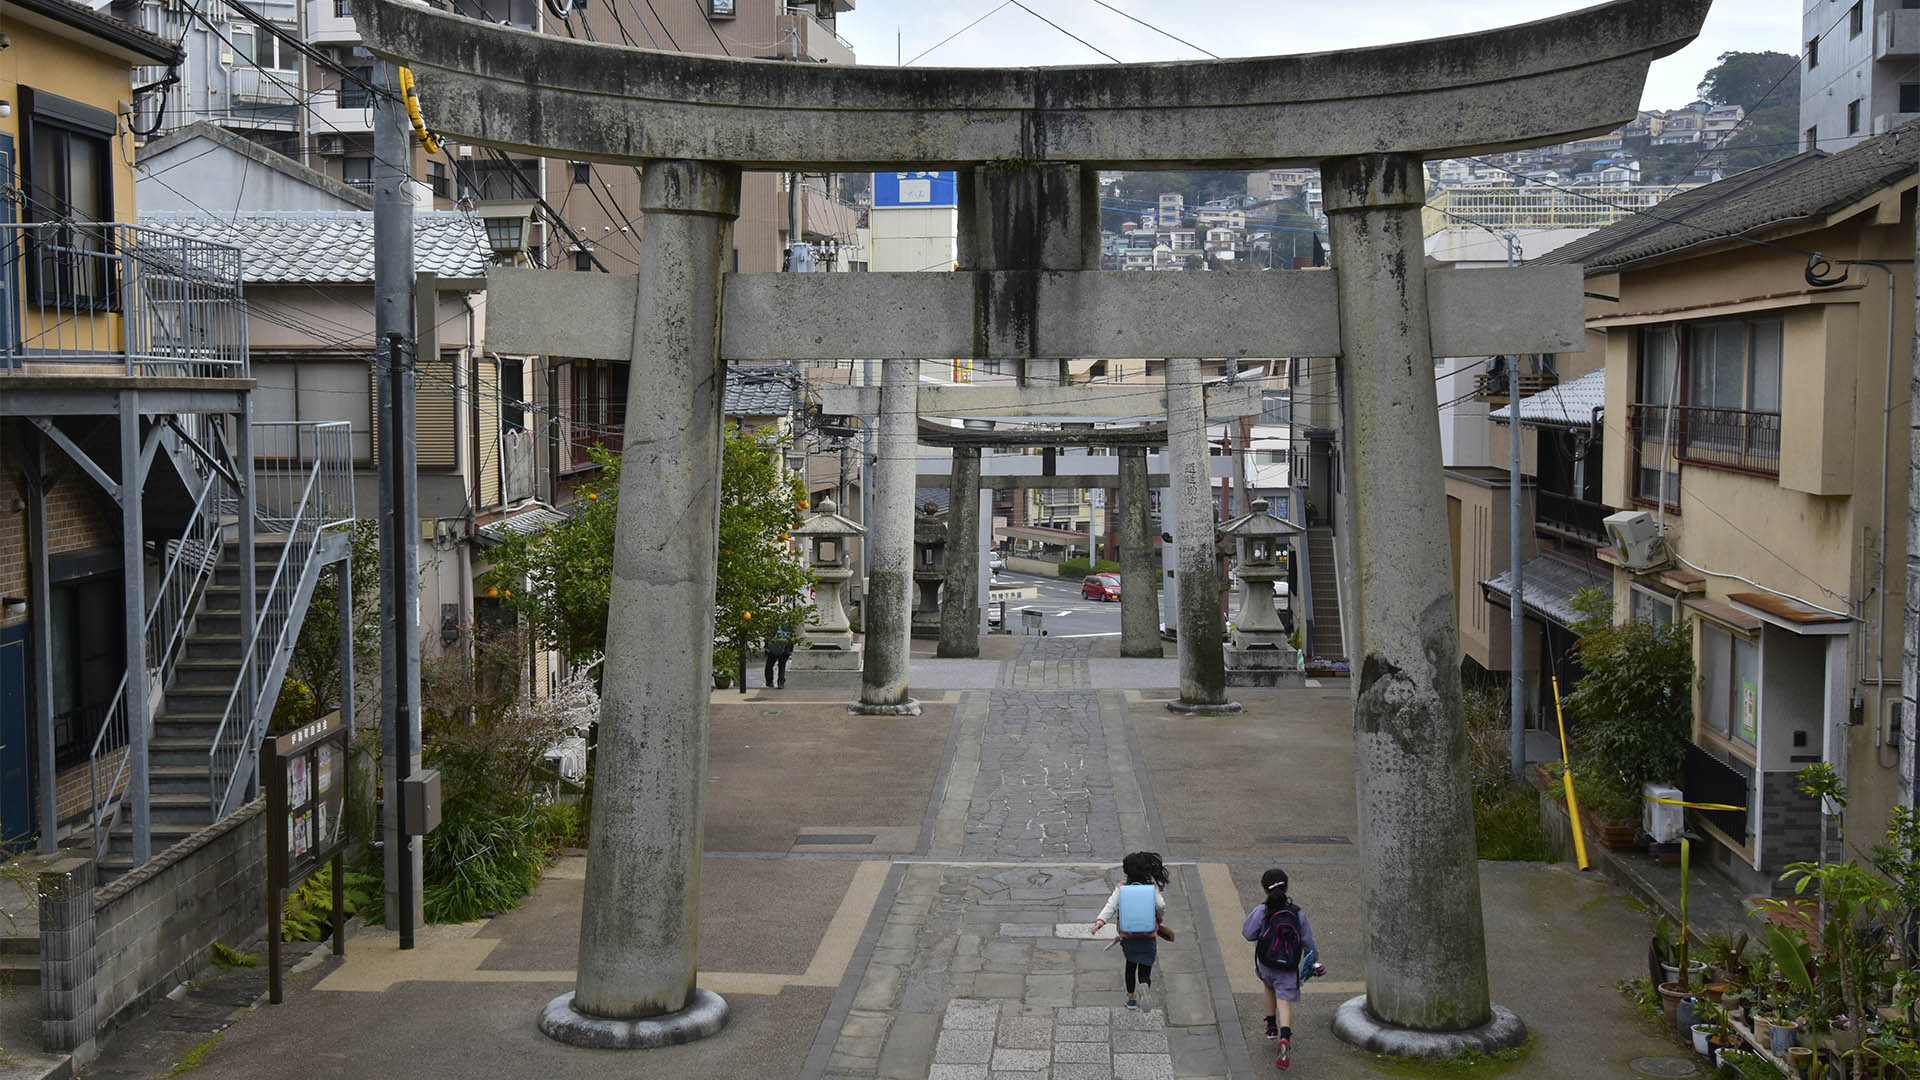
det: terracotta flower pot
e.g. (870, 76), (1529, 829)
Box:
(1657, 981), (1689, 1025)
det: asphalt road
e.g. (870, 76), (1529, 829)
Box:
(990, 568), (1129, 638)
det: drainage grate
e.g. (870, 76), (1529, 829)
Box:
(1630, 1057), (1700, 1078)
(795, 834), (878, 845)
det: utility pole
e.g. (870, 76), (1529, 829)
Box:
(1503, 234), (1526, 781)
(373, 59), (422, 945)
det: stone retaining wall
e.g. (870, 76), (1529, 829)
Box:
(39, 799), (267, 1063)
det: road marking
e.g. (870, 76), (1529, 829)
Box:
(1197, 862), (1261, 996)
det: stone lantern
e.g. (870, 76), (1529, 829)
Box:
(791, 496), (863, 651)
(1217, 498), (1304, 686)
(911, 501), (948, 638)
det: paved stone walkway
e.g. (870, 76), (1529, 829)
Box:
(822, 635), (1238, 1079)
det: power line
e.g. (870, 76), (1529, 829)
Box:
(906, 2), (1013, 65)
(1083, 0), (1215, 58)
(1007, 0), (1119, 63)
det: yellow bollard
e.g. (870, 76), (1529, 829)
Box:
(1551, 675), (1590, 870)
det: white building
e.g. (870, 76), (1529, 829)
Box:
(867, 171), (958, 273)
(1800, 0), (1920, 152)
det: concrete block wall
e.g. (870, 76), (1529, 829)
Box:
(39, 800), (268, 1058)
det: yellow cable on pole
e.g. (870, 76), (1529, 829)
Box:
(1552, 675), (1590, 870)
(397, 66), (442, 155)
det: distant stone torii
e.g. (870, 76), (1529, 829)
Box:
(348, 0), (1709, 1057)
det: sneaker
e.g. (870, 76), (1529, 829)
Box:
(1265, 1019), (1279, 1041)
(1126, 996), (1138, 1010)
(1135, 986), (1148, 1009)
(1276, 1038), (1291, 1070)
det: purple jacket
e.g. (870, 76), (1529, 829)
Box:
(1242, 902), (1317, 985)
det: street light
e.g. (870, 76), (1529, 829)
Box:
(475, 199), (539, 261)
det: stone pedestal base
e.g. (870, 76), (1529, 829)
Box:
(1225, 648), (1305, 688)
(911, 613), (942, 639)
(787, 647), (864, 689)
(539, 989), (729, 1049)
(848, 698), (922, 716)
(1165, 698), (1243, 715)
(1330, 996), (1526, 1059)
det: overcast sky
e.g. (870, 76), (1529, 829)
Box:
(839, 1), (1799, 112)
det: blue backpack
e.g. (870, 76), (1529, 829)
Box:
(1115, 884), (1158, 938)
(1254, 903), (1303, 970)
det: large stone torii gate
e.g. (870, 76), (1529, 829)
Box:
(352, 0), (1709, 1056)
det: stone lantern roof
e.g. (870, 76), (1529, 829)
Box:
(792, 496), (864, 539)
(1216, 498), (1303, 540)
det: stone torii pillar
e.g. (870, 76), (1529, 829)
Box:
(540, 161), (737, 1047)
(852, 355), (921, 715)
(1117, 446), (1162, 658)
(1166, 358), (1238, 713)
(1323, 153), (1520, 1050)
(938, 445), (983, 657)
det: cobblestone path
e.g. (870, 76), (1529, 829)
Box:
(820, 637), (1242, 1079)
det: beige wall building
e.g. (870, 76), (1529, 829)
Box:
(1545, 128), (1917, 890)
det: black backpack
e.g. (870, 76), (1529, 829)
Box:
(1254, 903), (1303, 971)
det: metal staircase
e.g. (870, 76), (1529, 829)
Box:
(90, 421), (353, 879)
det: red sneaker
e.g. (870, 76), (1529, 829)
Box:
(1276, 1038), (1291, 1070)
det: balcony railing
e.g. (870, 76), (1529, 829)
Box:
(1474, 371), (1559, 405)
(1, 222), (247, 377)
(1534, 489), (1610, 544)
(1631, 403), (1780, 478)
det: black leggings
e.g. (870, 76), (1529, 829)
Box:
(1125, 961), (1153, 993)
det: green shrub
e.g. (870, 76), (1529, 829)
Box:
(281, 863), (383, 940)
(1474, 785), (1559, 862)
(1057, 558), (1121, 578)
(421, 804), (566, 923)
(269, 676), (320, 735)
(1563, 587), (1693, 793)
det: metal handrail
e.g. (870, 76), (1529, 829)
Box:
(88, 462), (230, 866)
(207, 423), (346, 817)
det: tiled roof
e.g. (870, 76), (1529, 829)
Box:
(1488, 369), (1605, 428)
(138, 211), (490, 283)
(1483, 553), (1610, 630)
(723, 368), (797, 418)
(18, 0), (181, 62)
(1540, 119), (1920, 271)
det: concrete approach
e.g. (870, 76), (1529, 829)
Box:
(345, 0), (1712, 1053)
(79, 640), (1714, 1080)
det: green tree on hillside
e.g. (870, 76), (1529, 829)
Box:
(1698, 50), (1802, 172)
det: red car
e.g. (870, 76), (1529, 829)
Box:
(1081, 573), (1121, 601)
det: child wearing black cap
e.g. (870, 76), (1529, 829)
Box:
(1241, 868), (1325, 1070)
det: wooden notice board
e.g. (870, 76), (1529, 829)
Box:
(264, 710), (350, 1003)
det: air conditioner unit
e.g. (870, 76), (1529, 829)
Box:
(1604, 509), (1665, 571)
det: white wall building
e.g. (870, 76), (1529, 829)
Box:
(1801, 0), (1920, 152)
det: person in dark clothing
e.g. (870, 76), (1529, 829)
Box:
(763, 627), (795, 688)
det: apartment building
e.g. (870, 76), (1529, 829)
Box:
(1801, 0), (1920, 152)
(4, 0), (358, 873)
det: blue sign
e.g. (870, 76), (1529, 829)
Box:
(873, 171), (958, 209)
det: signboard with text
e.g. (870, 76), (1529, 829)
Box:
(265, 711), (350, 1002)
(872, 171), (959, 209)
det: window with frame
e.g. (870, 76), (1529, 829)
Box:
(574, 249), (593, 272)
(1635, 327), (1683, 507)
(341, 155), (373, 189)
(1848, 98), (1862, 135)
(334, 0), (350, 15)
(1904, 84), (1920, 114)
(1629, 585), (1675, 627)
(1850, 2), (1864, 37)
(1805, 125), (1818, 152)
(428, 160), (449, 198)
(1808, 36), (1819, 69)
(337, 66), (375, 109)
(233, 26), (297, 69)
(22, 88), (116, 310)
(567, 359), (627, 467)
(254, 358), (375, 463)
(1700, 623), (1759, 748)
